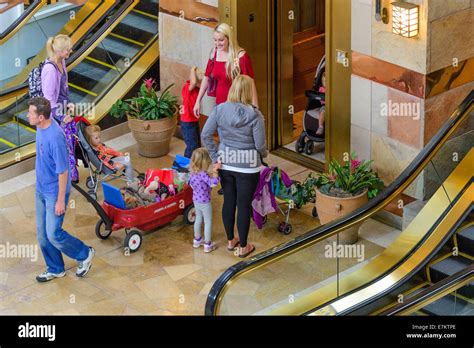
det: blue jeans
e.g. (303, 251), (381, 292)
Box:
(36, 190), (90, 274)
(181, 121), (201, 158)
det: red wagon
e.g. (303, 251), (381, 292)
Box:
(73, 182), (195, 252)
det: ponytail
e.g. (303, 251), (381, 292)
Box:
(46, 37), (55, 58)
(45, 34), (71, 59)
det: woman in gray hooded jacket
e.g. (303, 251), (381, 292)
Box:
(201, 75), (267, 258)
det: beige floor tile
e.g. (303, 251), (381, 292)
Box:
(135, 275), (181, 300)
(164, 263), (202, 282)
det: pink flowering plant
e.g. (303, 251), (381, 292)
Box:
(315, 152), (384, 199)
(110, 79), (178, 121)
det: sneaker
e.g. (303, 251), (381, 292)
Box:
(76, 247), (95, 277)
(203, 241), (217, 253)
(36, 271), (66, 283)
(193, 237), (205, 248)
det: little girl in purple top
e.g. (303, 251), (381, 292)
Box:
(189, 147), (221, 253)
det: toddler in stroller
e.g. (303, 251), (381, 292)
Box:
(295, 55), (326, 156)
(75, 121), (138, 200)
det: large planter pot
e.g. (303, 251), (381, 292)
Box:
(315, 188), (368, 244)
(127, 115), (177, 158)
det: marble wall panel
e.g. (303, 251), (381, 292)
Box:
(351, 0), (372, 56)
(423, 81), (474, 144)
(387, 88), (425, 149)
(429, 8), (474, 72)
(428, 0), (471, 21)
(351, 75), (372, 131)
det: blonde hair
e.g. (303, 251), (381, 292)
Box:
(228, 75), (253, 105)
(85, 124), (101, 144)
(214, 23), (242, 80)
(46, 34), (72, 58)
(190, 147), (212, 173)
(195, 68), (204, 81)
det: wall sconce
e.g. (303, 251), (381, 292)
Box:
(391, 1), (419, 38)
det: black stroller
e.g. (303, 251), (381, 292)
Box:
(295, 55), (326, 156)
(75, 121), (140, 200)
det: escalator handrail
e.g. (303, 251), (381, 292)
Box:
(0, 0), (44, 42)
(205, 90), (474, 316)
(0, 0), (129, 99)
(379, 264), (474, 316)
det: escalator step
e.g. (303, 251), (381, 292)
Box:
(0, 122), (36, 148)
(457, 225), (474, 256)
(99, 36), (140, 60)
(134, 0), (158, 17)
(429, 256), (473, 297)
(69, 61), (119, 94)
(111, 15), (156, 46)
(88, 46), (124, 68)
(121, 12), (158, 34)
(420, 293), (474, 316)
(69, 89), (94, 106)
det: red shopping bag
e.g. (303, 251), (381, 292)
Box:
(144, 169), (174, 187)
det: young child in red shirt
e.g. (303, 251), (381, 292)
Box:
(180, 67), (203, 158)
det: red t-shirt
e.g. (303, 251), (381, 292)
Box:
(205, 52), (255, 105)
(181, 80), (199, 123)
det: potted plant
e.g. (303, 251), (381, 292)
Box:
(110, 79), (178, 157)
(314, 152), (384, 244)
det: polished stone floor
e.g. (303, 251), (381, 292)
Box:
(0, 135), (400, 315)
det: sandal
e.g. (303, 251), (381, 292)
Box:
(227, 240), (240, 251)
(239, 244), (255, 258)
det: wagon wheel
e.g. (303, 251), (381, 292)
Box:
(88, 190), (97, 201)
(95, 219), (112, 240)
(86, 176), (95, 189)
(124, 230), (142, 253)
(184, 204), (196, 224)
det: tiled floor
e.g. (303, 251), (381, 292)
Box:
(0, 134), (400, 315)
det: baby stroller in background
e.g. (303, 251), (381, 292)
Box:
(295, 55), (326, 156)
(75, 121), (141, 200)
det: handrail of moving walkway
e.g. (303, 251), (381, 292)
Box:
(379, 264), (474, 316)
(0, 0), (134, 111)
(0, 0), (45, 44)
(205, 90), (474, 315)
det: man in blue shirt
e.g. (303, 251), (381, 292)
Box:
(28, 97), (94, 282)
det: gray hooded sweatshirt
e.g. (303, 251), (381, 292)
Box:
(201, 102), (268, 171)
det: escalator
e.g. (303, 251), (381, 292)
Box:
(0, 0), (159, 168)
(205, 91), (473, 316)
(0, 0), (117, 92)
(0, 0), (47, 45)
(362, 221), (474, 316)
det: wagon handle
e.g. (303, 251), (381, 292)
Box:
(72, 182), (113, 230)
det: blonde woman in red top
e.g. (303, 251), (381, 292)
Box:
(193, 23), (258, 117)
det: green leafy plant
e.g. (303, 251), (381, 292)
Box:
(110, 79), (178, 121)
(314, 152), (384, 199)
